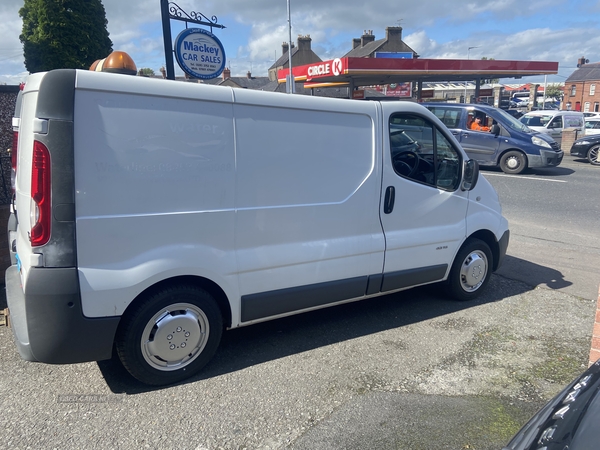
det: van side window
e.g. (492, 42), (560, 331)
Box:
(549, 116), (563, 129)
(565, 116), (583, 127)
(389, 114), (461, 191)
(467, 112), (493, 132)
(425, 106), (461, 128)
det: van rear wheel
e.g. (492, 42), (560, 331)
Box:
(447, 239), (492, 301)
(588, 145), (600, 165)
(116, 285), (223, 386)
(499, 150), (527, 174)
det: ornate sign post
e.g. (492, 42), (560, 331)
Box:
(160, 1), (226, 80)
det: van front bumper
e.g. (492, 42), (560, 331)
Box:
(527, 149), (563, 168)
(5, 265), (120, 364)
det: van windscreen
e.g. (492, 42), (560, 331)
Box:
(520, 114), (553, 127)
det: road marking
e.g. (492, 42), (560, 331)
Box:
(483, 173), (567, 183)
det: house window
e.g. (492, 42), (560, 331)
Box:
(584, 102), (590, 112)
(570, 85), (576, 96)
(591, 84), (596, 96)
(595, 102), (599, 112)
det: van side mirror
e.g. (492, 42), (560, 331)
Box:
(462, 159), (479, 191)
(490, 123), (500, 137)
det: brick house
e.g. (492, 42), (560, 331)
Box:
(268, 35), (322, 81)
(343, 27), (418, 58)
(563, 57), (600, 113)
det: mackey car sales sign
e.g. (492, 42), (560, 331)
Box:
(174, 28), (226, 79)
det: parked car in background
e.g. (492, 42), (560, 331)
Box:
(505, 109), (524, 119)
(584, 118), (600, 135)
(570, 134), (600, 165)
(504, 359), (600, 450)
(519, 110), (585, 145)
(583, 112), (600, 118)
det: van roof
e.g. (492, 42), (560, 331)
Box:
(424, 102), (498, 112)
(522, 110), (584, 117)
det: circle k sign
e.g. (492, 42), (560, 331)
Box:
(332, 58), (343, 76)
(174, 28), (226, 79)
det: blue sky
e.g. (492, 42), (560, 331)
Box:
(1, 0), (599, 85)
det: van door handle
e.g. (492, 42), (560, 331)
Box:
(384, 186), (395, 214)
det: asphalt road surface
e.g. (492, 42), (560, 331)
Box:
(486, 155), (600, 301)
(0, 155), (597, 450)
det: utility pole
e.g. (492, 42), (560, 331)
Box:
(464, 46), (479, 103)
(286, 0), (295, 93)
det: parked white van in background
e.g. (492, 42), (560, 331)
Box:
(519, 110), (585, 144)
(6, 69), (509, 385)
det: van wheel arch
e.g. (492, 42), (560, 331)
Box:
(466, 230), (500, 271)
(123, 275), (232, 330)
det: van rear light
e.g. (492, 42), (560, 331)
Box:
(11, 130), (18, 192)
(30, 140), (51, 246)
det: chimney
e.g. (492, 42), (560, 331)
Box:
(282, 42), (289, 55)
(297, 35), (312, 52)
(222, 67), (231, 80)
(361, 30), (375, 47)
(385, 26), (403, 43)
(577, 56), (587, 67)
(352, 38), (361, 49)
(246, 71), (252, 79)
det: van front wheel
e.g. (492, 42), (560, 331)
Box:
(116, 285), (223, 386)
(499, 151), (527, 174)
(447, 239), (492, 301)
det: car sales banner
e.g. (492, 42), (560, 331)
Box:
(174, 28), (226, 79)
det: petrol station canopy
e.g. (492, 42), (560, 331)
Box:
(277, 57), (559, 91)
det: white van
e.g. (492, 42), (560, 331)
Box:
(6, 69), (509, 385)
(519, 110), (585, 144)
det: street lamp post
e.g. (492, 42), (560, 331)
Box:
(286, 0), (295, 93)
(464, 46), (480, 103)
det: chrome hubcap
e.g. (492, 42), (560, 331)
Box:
(141, 303), (209, 371)
(506, 156), (520, 169)
(459, 250), (488, 292)
(590, 147), (599, 163)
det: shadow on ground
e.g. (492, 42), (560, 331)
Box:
(98, 258), (552, 394)
(496, 254), (572, 291)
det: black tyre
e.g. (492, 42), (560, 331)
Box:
(499, 150), (527, 174)
(116, 285), (223, 386)
(447, 239), (493, 301)
(588, 145), (600, 165)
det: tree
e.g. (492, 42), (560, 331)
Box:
(138, 68), (155, 77)
(19, 0), (113, 73)
(544, 84), (564, 102)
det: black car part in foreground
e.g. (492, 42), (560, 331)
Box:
(504, 359), (600, 450)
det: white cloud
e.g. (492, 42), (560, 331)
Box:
(0, 0), (597, 84)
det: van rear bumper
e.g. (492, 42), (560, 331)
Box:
(5, 265), (120, 364)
